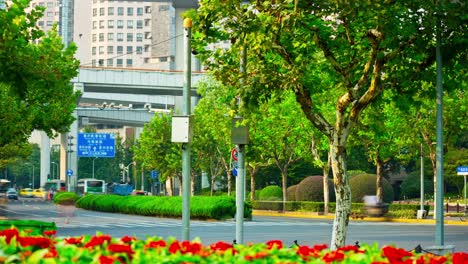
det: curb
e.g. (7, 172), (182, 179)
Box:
(252, 210), (468, 225)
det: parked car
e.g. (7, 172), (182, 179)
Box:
(6, 188), (18, 200)
(19, 188), (34, 198)
(32, 188), (46, 199)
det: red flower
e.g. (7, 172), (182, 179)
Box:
(322, 251), (345, 263)
(64, 237), (83, 245)
(382, 246), (413, 263)
(145, 240), (167, 249)
(210, 241), (234, 252)
(0, 228), (19, 244)
(430, 255), (448, 264)
(18, 236), (52, 249)
(43, 230), (56, 237)
(453, 252), (468, 264)
(120, 236), (135, 244)
(181, 241), (203, 255)
(108, 243), (134, 257)
(44, 247), (58, 258)
(85, 235), (112, 248)
(313, 244), (328, 251)
(337, 245), (365, 254)
(266, 240), (283, 250)
(168, 241), (181, 254)
(99, 255), (122, 264)
(245, 251), (269, 261)
(296, 245), (320, 259)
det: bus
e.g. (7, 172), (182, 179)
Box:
(77, 178), (106, 195)
(0, 179), (11, 204)
(43, 180), (66, 192)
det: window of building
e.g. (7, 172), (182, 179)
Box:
(92, 21), (97, 29)
(99, 7), (105, 16)
(93, 8), (97, 17)
(137, 7), (143, 16)
(117, 46), (123, 54)
(144, 58), (150, 63)
(92, 59), (97, 66)
(117, 33), (124, 42)
(107, 33), (114, 41)
(136, 46), (142, 54)
(92, 34), (97, 42)
(107, 46), (114, 54)
(107, 59), (113, 66)
(92, 47), (97, 55)
(108, 7), (114, 15)
(126, 59), (133, 67)
(117, 20), (123, 29)
(159, 57), (168, 62)
(127, 33), (133, 42)
(144, 45), (150, 52)
(117, 59), (123, 67)
(136, 33), (143, 42)
(108, 20), (114, 28)
(136, 20), (143, 29)
(159, 5), (169, 11)
(127, 20), (133, 29)
(99, 20), (104, 28)
(47, 2), (53, 7)
(98, 59), (104, 66)
(127, 46), (133, 54)
(145, 32), (151, 39)
(99, 46), (104, 54)
(127, 7), (133, 16)
(99, 33), (104, 42)
(38, 21), (44, 26)
(145, 6), (151, 13)
(47, 12), (53, 17)
(46, 21), (53, 26)
(117, 7), (124, 16)
(144, 19), (150, 27)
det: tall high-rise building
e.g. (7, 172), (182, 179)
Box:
(22, 0), (176, 70)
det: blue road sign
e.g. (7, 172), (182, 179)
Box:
(233, 166), (238, 177)
(457, 166), (468, 175)
(66, 169), (73, 176)
(77, 133), (116, 158)
(150, 170), (159, 180)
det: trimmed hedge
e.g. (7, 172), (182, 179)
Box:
(349, 174), (394, 203)
(286, 185), (297, 201)
(295, 176), (335, 202)
(0, 220), (56, 235)
(76, 194), (251, 220)
(53, 191), (80, 205)
(258, 185), (283, 201)
(252, 201), (429, 218)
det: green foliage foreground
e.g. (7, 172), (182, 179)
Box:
(76, 195), (252, 220)
(0, 228), (466, 263)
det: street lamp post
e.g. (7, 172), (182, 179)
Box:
(124, 162), (134, 183)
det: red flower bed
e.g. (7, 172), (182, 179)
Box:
(0, 227), (466, 263)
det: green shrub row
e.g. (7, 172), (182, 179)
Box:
(53, 191), (80, 205)
(0, 220), (56, 235)
(252, 201), (430, 217)
(76, 195), (252, 220)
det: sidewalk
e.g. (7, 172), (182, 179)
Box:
(252, 210), (468, 225)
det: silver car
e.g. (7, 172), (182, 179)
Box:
(6, 188), (18, 200)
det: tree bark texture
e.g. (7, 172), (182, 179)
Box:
(376, 154), (383, 203)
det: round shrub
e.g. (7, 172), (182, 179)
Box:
(399, 171), (434, 200)
(286, 185), (298, 201)
(349, 174), (394, 203)
(54, 191), (80, 205)
(258, 185), (283, 201)
(348, 170), (367, 179)
(295, 176), (335, 202)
